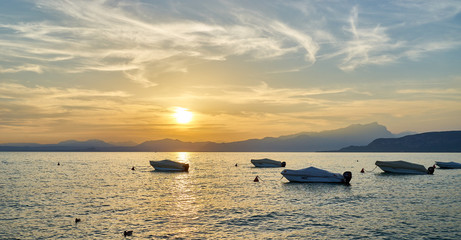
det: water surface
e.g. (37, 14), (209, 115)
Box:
(1, 152), (460, 239)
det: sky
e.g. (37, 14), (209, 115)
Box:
(1, 0), (461, 144)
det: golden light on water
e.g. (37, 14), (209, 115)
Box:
(173, 107), (193, 124)
(176, 152), (190, 163)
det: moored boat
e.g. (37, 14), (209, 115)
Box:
(149, 160), (189, 172)
(251, 158), (286, 168)
(281, 167), (352, 183)
(375, 160), (434, 174)
(435, 161), (461, 169)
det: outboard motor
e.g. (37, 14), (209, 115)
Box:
(281, 161), (286, 167)
(184, 164), (190, 172)
(343, 171), (352, 184)
(427, 166), (435, 175)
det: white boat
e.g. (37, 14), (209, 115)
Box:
(149, 160), (189, 172)
(251, 158), (286, 168)
(435, 161), (461, 169)
(281, 167), (352, 183)
(375, 161), (434, 174)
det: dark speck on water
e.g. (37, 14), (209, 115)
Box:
(1, 152), (460, 239)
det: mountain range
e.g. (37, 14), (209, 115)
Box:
(1, 122), (459, 152)
(336, 131), (461, 152)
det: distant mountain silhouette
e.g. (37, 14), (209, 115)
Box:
(114, 122), (400, 152)
(336, 131), (461, 152)
(0, 139), (118, 152)
(0, 122), (420, 152)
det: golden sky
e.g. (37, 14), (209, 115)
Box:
(1, 0), (461, 144)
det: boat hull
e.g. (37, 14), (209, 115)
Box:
(281, 174), (345, 183)
(251, 159), (286, 168)
(435, 161), (461, 169)
(375, 161), (430, 174)
(377, 166), (427, 174)
(281, 167), (350, 183)
(149, 160), (189, 172)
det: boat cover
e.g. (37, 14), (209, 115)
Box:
(375, 160), (427, 172)
(251, 158), (281, 165)
(436, 161), (461, 169)
(282, 167), (341, 177)
(150, 159), (188, 169)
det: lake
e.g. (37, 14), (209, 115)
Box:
(1, 152), (460, 239)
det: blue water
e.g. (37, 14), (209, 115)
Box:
(1, 152), (460, 239)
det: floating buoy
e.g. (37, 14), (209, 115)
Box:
(131, 166), (135, 171)
(124, 230), (133, 236)
(57, 162), (60, 166)
(254, 176), (260, 182)
(75, 218), (81, 223)
(235, 163), (238, 167)
(360, 168), (365, 173)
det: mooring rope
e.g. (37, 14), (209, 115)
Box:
(362, 165), (378, 173)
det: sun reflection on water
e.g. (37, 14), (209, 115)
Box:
(170, 153), (200, 235)
(176, 152), (190, 164)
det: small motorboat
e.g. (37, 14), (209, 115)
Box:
(281, 167), (352, 183)
(149, 160), (189, 172)
(375, 161), (434, 174)
(251, 158), (286, 168)
(435, 161), (461, 169)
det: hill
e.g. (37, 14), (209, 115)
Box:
(336, 131), (461, 152)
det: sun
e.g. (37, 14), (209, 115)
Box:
(173, 107), (193, 124)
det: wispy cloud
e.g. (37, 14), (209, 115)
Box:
(0, 83), (131, 118)
(0, 0), (322, 86)
(1, 0), (460, 83)
(0, 64), (43, 73)
(397, 88), (461, 96)
(337, 6), (402, 71)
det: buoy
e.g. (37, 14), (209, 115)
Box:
(131, 166), (135, 171)
(75, 218), (81, 223)
(57, 162), (60, 166)
(235, 163), (238, 167)
(254, 176), (259, 182)
(360, 168), (365, 173)
(124, 230), (133, 236)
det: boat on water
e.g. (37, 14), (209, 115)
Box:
(251, 158), (286, 168)
(375, 161), (434, 174)
(281, 167), (352, 183)
(435, 161), (461, 169)
(149, 160), (189, 172)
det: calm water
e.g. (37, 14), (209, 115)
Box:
(1, 152), (460, 239)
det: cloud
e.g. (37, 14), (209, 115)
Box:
(159, 82), (370, 114)
(271, 21), (319, 63)
(337, 6), (402, 71)
(0, 64), (43, 73)
(1, 0), (460, 84)
(0, 0), (323, 86)
(403, 41), (461, 61)
(0, 83), (132, 121)
(397, 88), (461, 97)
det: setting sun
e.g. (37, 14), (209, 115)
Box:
(173, 107), (193, 124)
